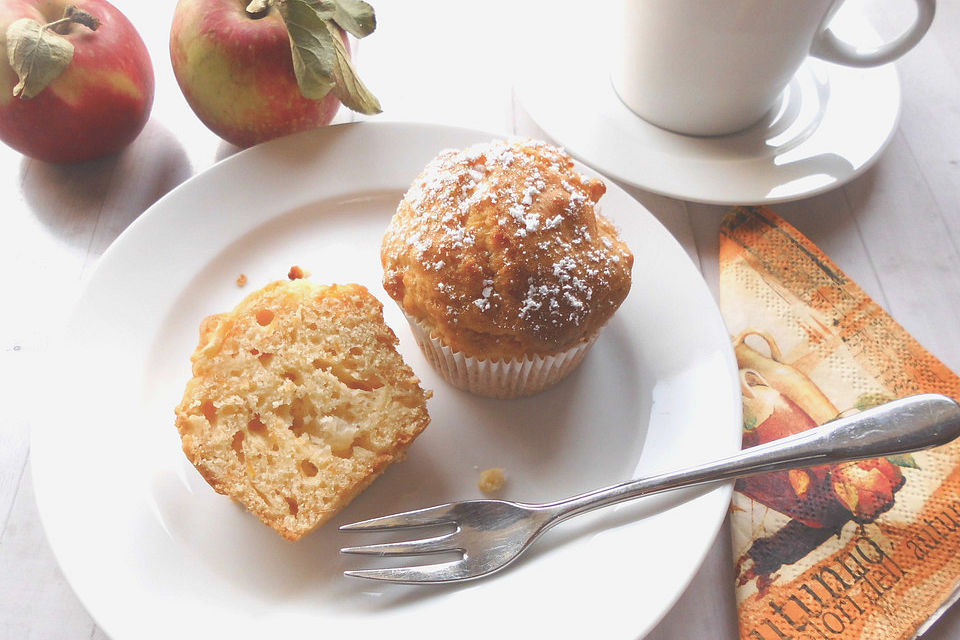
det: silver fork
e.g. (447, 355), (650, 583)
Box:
(340, 393), (960, 584)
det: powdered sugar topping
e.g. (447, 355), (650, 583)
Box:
(386, 138), (631, 336)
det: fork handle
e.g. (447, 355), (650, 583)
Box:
(539, 393), (960, 525)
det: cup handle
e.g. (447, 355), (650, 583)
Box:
(810, 0), (935, 67)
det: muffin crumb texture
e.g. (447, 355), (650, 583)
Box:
(288, 265), (309, 280)
(174, 280), (431, 541)
(478, 467), (506, 493)
(381, 138), (633, 362)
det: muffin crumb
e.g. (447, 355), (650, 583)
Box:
(288, 265), (309, 280)
(478, 467), (506, 493)
(236, 273), (248, 287)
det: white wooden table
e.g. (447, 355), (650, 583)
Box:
(2, 1), (959, 638)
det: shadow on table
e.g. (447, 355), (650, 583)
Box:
(627, 160), (884, 270)
(215, 138), (242, 163)
(22, 119), (192, 251)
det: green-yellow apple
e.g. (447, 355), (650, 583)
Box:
(0, 0), (154, 163)
(170, 0), (346, 148)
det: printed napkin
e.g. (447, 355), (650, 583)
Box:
(719, 206), (960, 640)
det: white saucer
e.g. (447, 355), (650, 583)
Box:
(514, 11), (901, 205)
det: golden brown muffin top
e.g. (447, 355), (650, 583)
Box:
(381, 138), (633, 361)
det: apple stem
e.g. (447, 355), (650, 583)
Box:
(46, 6), (101, 35)
(246, 0), (276, 18)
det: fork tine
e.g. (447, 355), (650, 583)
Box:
(343, 559), (468, 584)
(340, 531), (461, 556)
(338, 503), (457, 531)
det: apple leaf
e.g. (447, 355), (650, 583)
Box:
(279, 0), (381, 114)
(280, 0), (338, 100)
(6, 18), (75, 99)
(887, 453), (920, 469)
(323, 19), (381, 114)
(329, 0), (376, 39)
(300, 0), (338, 17)
(853, 393), (896, 412)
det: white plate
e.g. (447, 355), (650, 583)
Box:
(31, 122), (741, 640)
(514, 7), (900, 205)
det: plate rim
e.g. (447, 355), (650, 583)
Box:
(30, 120), (742, 640)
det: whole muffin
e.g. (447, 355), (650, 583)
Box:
(381, 138), (633, 398)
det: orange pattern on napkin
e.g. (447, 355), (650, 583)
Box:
(720, 206), (960, 640)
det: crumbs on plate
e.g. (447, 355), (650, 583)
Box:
(478, 467), (506, 493)
(288, 265), (310, 280)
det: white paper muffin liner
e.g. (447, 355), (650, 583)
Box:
(403, 312), (599, 399)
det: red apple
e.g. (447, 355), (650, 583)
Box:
(169, 0), (347, 149)
(0, 0), (154, 163)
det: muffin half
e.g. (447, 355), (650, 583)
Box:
(175, 280), (431, 540)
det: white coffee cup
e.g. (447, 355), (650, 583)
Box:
(611, 0), (936, 137)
